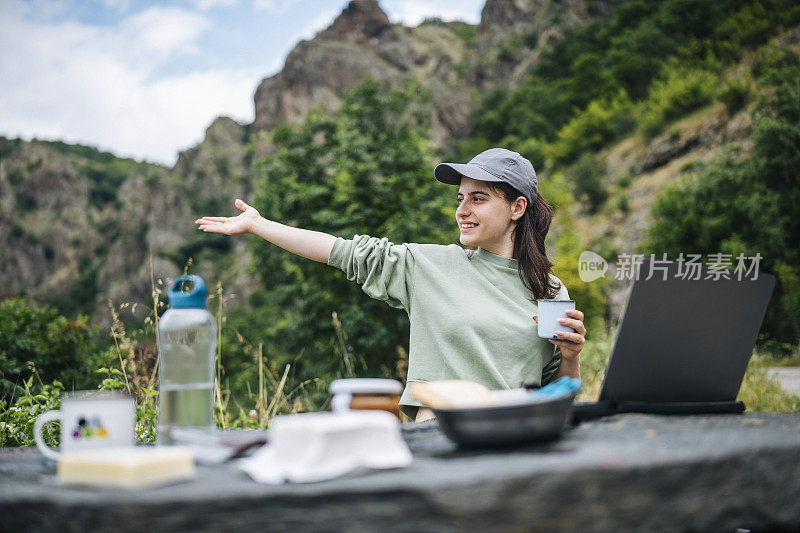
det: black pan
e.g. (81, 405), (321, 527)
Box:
(432, 393), (577, 448)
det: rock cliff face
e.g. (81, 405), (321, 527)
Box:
(249, 0), (612, 147)
(253, 0), (403, 132)
(478, 0), (600, 44)
(0, 137), (182, 325)
(251, 0), (476, 148)
(472, 0), (612, 88)
(0, 141), (89, 301)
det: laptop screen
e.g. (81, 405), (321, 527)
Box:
(599, 258), (775, 403)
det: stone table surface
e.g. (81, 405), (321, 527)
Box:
(2, 413), (800, 533)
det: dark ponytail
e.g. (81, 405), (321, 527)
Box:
(488, 183), (560, 300)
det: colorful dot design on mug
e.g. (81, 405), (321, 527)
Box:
(71, 416), (109, 440)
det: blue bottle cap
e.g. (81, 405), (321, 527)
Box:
(168, 275), (208, 309)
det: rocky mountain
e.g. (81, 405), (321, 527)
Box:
(253, 0), (471, 148)
(0, 138), (181, 324)
(2, 0), (612, 324)
(251, 0), (605, 147)
(3, 0), (783, 328)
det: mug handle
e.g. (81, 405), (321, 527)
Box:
(33, 410), (62, 460)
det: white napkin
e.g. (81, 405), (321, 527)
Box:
(238, 411), (412, 484)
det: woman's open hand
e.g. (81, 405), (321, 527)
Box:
(195, 199), (260, 236)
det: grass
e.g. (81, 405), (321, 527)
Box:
(739, 354), (800, 412)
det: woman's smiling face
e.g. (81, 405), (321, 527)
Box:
(456, 176), (525, 257)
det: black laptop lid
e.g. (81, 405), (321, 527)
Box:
(599, 258), (775, 403)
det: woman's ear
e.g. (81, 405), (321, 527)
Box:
(510, 196), (527, 221)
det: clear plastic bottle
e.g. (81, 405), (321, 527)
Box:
(157, 275), (217, 444)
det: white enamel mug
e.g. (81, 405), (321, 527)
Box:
(536, 299), (576, 339)
(33, 391), (135, 460)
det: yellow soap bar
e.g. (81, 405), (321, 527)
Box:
(58, 446), (195, 488)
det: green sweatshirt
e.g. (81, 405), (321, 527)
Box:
(327, 234), (568, 415)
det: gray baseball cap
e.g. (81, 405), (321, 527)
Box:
(434, 148), (538, 203)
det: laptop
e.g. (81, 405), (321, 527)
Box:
(571, 257), (776, 423)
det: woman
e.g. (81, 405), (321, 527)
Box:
(196, 148), (586, 421)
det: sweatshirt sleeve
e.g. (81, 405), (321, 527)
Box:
(327, 234), (415, 311)
(541, 277), (570, 385)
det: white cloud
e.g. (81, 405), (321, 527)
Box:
(146, 68), (260, 156)
(382, 0), (482, 26)
(0, 4), (259, 164)
(2, 0), (71, 21)
(189, 0), (239, 10)
(118, 7), (209, 61)
(251, 0), (302, 13)
(96, 0), (132, 12)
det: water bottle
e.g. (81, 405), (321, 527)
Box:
(157, 275), (217, 443)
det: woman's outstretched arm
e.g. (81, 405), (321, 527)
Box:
(195, 199), (336, 263)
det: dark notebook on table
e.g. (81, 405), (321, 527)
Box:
(571, 257), (775, 423)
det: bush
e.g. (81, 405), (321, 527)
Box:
(717, 75), (752, 114)
(537, 171), (575, 214)
(497, 34), (526, 63)
(714, 1), (796, 59)
(419, 17), (445, 27)
(608, 193), (630, 215)
(752, 45), (800, 81)
(0, 374), (159, 447)
(514, 137), (547, 172)
(450, 23), (477, 47)
(0, 379), (63, 447)
(637, 65), (718, 138)
(546, 92), (635, 165)
(567, 153), (609, 214)
(0, 299), (104, 402)
(472, 82), (572, 144)
(546, 178), (610, 334)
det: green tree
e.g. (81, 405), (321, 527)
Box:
(546, 92), (635, 165)
(242, 78), (453, 387)
(565, 153), (609, 214)
(636, 65), (718, 139)
(0, 298), (102, 401)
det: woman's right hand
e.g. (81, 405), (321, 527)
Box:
(195, 199), (260, 236)
(197, 198), (336, 263)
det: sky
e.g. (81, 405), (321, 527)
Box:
(0, 0), (483, 166)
